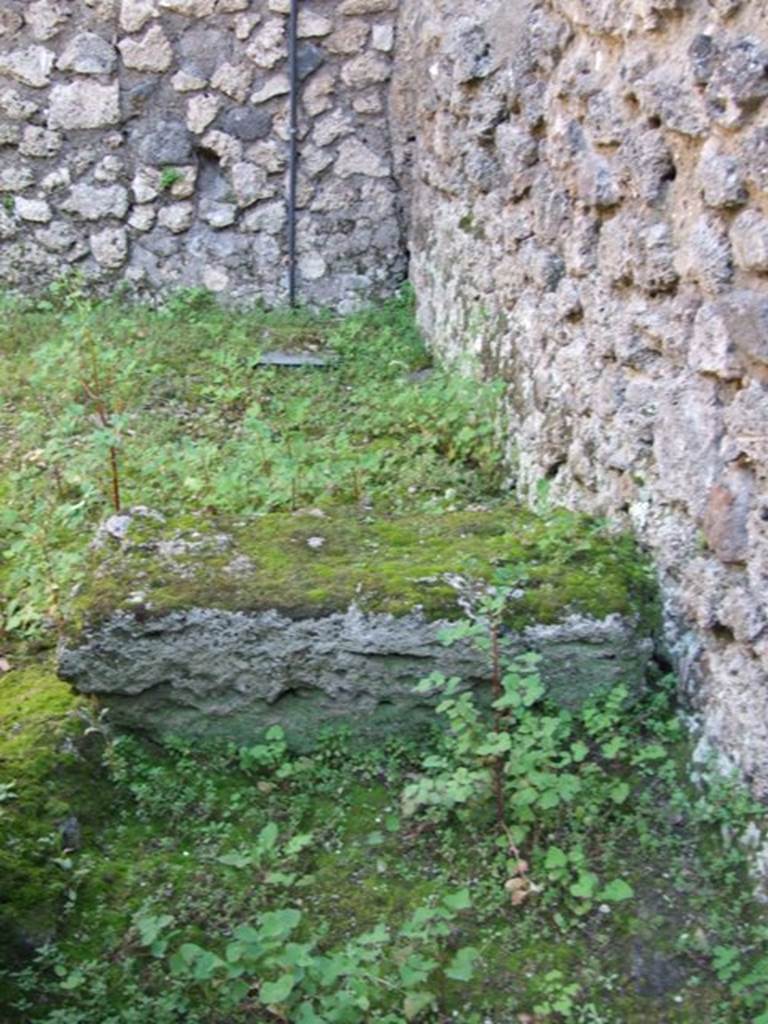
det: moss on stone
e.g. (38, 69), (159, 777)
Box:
(69, 504), (659, 636)
(0, 664), (108, 970)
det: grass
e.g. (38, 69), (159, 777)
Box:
(0, 281), (766, 1022)
(1, 668), (767, 1022)
(0, 284), (504, 643)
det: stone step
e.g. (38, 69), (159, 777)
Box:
(57, 506), (659, 746)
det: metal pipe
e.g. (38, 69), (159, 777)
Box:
(287, 0), (299, 307)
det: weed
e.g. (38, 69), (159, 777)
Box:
(159, 168), (184, 192)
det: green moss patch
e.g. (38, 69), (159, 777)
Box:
(0, 664), (109, 969)
(70, 505), (659, 636)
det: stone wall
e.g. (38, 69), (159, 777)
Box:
(0, 0), (405, 308)
(391, 1), (768, 793)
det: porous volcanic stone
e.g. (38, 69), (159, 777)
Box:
(57, 507), (657, 746)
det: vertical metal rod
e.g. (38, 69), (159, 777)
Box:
(287, 0), (299, 307)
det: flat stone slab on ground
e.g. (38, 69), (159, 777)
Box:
(58, 507), (658, 745)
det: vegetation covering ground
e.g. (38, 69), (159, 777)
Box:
(0, 281), (767, 1022)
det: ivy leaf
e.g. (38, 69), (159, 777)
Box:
(569, 872), (598, 900)
(260, 973), (296, 1005)
(445, 946), (480, 982)
(442, 888), (472, 911)
(284, 832), (313, 857)
(296, 1003), (326, 1024)
(599, 879), (634, 902)
(404, 992), (435, 1020)
(135, 912), (174, 947)
(609, 781), (630, 804)
(259, 908), (302, 940)
(258, 821), (279, 852)
(544, 846), (568, 870)
(217, 851), (253, 868)
(570, 740), (589, 762)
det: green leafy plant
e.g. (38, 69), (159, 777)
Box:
(159, 167), (184, 192)
(402, 579), (637, 913)
(163, 890), (477, 1021)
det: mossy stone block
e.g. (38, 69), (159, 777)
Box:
(58, 506), (659, 744)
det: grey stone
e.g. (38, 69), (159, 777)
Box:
(120, 0), (157, 33)
(742, 127), (768, 195)
(682, 216), (734, 293)
(0, 208), (17, 240)
(341, 53), (390, 89)
(242, 199), (285, 235)
(724, 382), (768, 465)
(623, 130), (675, 206)
(0, 164), (35, 191)
(59, 607), (651, 745)
(454, 24), (494, 84)
(0, 8), (23, 37)
(636, 222), (678, 294)
(0, 46), (55, 88)
(61, 184), (129, 221)
(94, 155), (125, 184)
(58, 32), (117, 75)
(0, 88), (38, 121)
(158, 0), (214, 15)
(186, 94), (220, 134)
(19, 127), (62, 159)
(636, 73), (709, 137)
(135, 119), (193, 165)
(48, 82), (120, 130)
(231, 161), (271, 207)
(313, 111), (354, 148)
(0, 123), (20, 146)
(40, 167), (70, 193)
(338, 0), (395, 12)
(158, 202), (194, 233)
(691, 292), (768, 377)
(246, 139), (285, 173)
(15, 198), (52, 223)
(353, 91), (383, 115)
(689, 34), (718, 85)
(211, 62), (253, 103)
(326, 19), (369, 55)
(90, 226), (129, 268)
(24, 0), (70, 41)
(128, 205), (157, 232)
(246, 19), (286, 69)
(298, 11), (333, 38)
(132, 166), (160, 203)
(217, 107), (272, 142)
(495, 123), (538, 198)
(200, 199), (238, 228)
(706, 37), (768, 126)
(179, 27), (233, 78)
(372, 23), (394, 53)
(172, 69), (207, 92)
(233, 11), (262, 41)
(297, 43), (325, 81)
(250, 74), (290, 105)
(200, 129), (242, 167)
(118, 25), (173, 72)
(299, 252), (328, 281)
(731, 210), (768, 272)
(702, 471), (753, 564)
(698, 148), (748, 209)
(122, 80), (160, 119)
(334, 138), (389, 178)
(717, 586), (766, 644)
(35, 221), (79, 252)
(577, 154), (623, 210)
